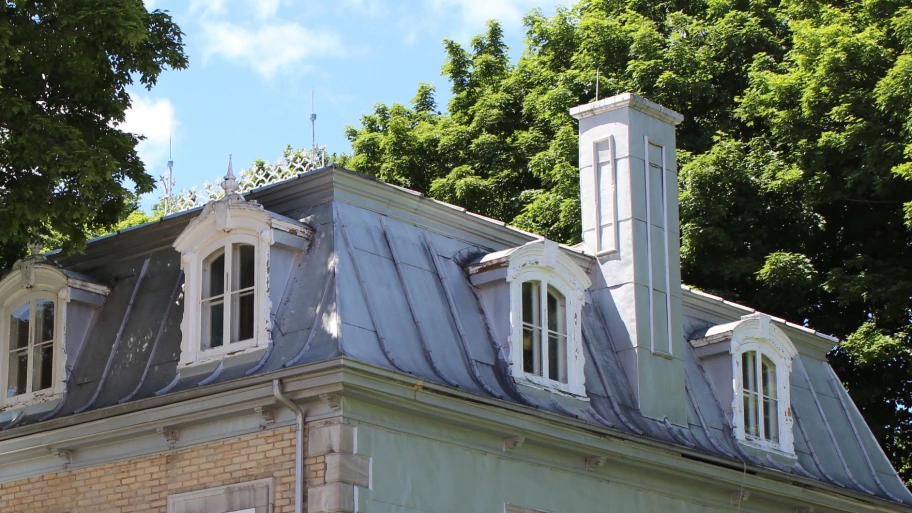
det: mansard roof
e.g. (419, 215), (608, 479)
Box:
(2, 166), (909, 506)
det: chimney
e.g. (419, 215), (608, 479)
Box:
(570, 93), (686, 425)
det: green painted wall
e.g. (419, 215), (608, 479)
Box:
(343, 397), (879, 513)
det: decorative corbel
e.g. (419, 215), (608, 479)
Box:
(503, 436), (525, 453)
(585, 456), (606, 471)
(730, 491), (750, 506)
(320, 393), (342, 412)
(55, 449), (73, 466)
(157, 426), (180, 447)
(254, 405), (275, 424)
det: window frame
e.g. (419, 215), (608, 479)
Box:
(199, 239), (258, 354)
(505, 241), (590, 397)
(2, 292), (58, 402)
(520, 279), (569, 385)
(730, 314), (796, 455)
(181, 231), (270, 366)
(0, 264), (73, 409)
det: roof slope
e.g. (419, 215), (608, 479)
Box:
(1, 167), (908, 504)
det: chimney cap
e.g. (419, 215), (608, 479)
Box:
(570, 92), (684, 126)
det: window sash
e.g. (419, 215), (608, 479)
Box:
(742, 350), (778, 443)
(201, 243), (256, 351)
(520, 280), (567, 384)
(6, 298), (55, 398)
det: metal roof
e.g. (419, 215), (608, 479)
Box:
(4, 167), (909, 504)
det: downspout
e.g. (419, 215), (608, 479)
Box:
(273, 379), (307, 513)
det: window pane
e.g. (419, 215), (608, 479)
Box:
(742, 351), (757, 392)
(548, 334), (567, 383)
(202, 300), (224, 349)
(522, 326), (541, 376)
(32, 342), (53, 391)
(761, 355), (777, 399)
(204, 250), (225, 299)
(522, 281), (538, 325)
(764, 397), (779, 442)
(231, 290), (255, 342)
(234, 244), (255, 290)
(9, 302), (29, 350)
(7, 349), (27, 397)
(36, 300), (54, 343)
(547, 287), (565, 334)
(743, 391), (759, 437)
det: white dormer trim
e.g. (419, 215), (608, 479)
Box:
(469, 239), (591, 396)
(0, 258), (110, 409)
(173, 193), (313, 369)
(696, 313), (797, 455)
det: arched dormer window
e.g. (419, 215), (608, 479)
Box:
(690, 313), (797, 454)
(465, 239), (592, 396)
(0, 254), (109, 408)
(173, 162), (314, 368)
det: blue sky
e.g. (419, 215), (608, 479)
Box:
(127, 0), (571, 211)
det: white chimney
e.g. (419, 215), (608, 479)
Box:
(570, 93), (686, 425)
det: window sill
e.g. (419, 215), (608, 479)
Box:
(737, 437), (796, 462)
(178, 342), (268, 374)
(0, 389), (63, 414)
(514, 376), (589, 404)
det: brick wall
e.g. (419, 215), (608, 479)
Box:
(0, 426), (298, 513)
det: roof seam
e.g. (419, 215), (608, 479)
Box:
(75, 257), (151, 414)
(795, 357), (875, 495)
(380, 217), (459, 388)
(422, 230), (502, 399)
(336, 204), (409, 374)
(119, 270), (184, 404)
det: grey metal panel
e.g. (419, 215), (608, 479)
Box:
(54, 266), (143, 416)
(397, 263), (483, 394)
(92, 251), (182, 409)
(350, 246), (439, 380)
(790, 372), (859, 488)
(434, 246), (497, 367)
(338, 322), (388, 368)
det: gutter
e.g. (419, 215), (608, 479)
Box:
(273, 379), (307, 513)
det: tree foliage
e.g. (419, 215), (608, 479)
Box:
(341, 1), (912, 482)
(0, 0), (187, 268)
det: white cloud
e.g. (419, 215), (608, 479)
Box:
(200, 20), (345, 79)
(122, 95), (177, 171)
(191, 0), (285, 19)
(402, 0), (572, 44)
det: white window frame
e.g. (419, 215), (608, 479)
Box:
(730, 314), (797, 455)
(173, 197), (313, 369)
(196, 234), (262, 357)
(175, 221), (273, 368)
(0, 261), (86, 409)
(507, 240), (590, 396)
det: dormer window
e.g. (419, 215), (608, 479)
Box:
(173, 160), (314, 368)
(690, 313), (797, 454)
(464, 239), (592, 396)
(0, 252), (109, 409)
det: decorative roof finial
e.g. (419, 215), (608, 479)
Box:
(221, 154), (239, 197)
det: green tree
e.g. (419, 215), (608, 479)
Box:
(0, 1), (187, 268)
(342, 1), (912, 482)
